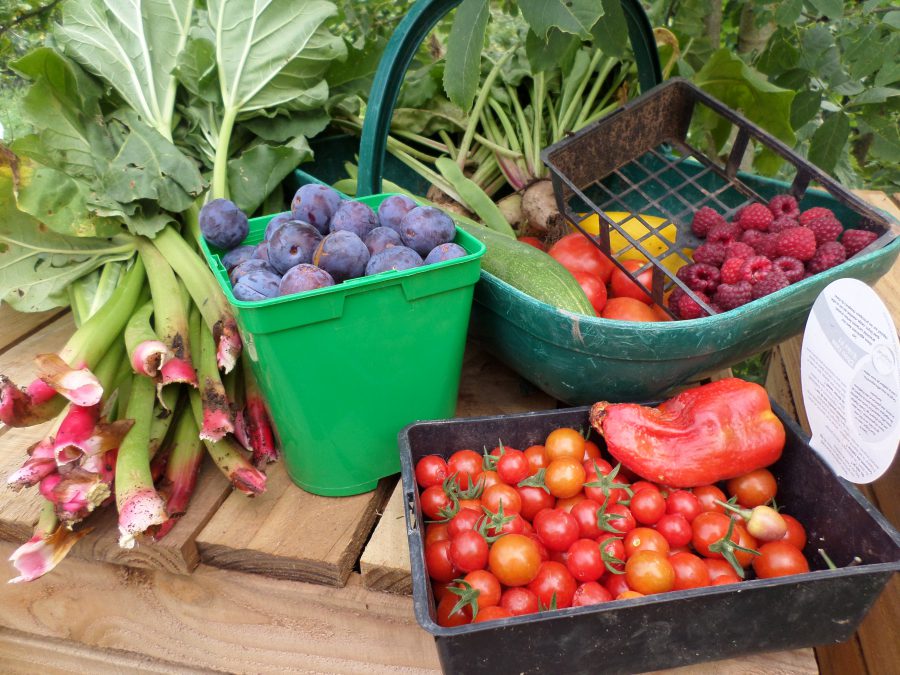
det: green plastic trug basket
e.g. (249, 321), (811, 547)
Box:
(200, 194), (485, 496)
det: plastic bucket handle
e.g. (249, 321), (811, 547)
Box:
(356, 0), (663, 197)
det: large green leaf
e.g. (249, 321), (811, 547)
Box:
(102, 110), (206, 214)
(810, 0), (843, 19)
(590, 0), (627, 59)
(0, 162), (135, 312)
(242, 111), (331, 143)
(525, 28), (579, 73)
(55, 0), (194, 137)
(174, 35), (219, 104)
(208, 0), (346, 115)
(226, 137), (312, 215)
(693, 49), (796, 151)
(518, 0), (604, 40)
(443, 0), (491, 111)
(808, 111), (851, 174)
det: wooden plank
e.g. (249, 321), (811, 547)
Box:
(816, 638), (869, 675)
(360, 482), (412, 594)
(764, 347), (799, 420)
(0, 305), (67, 356)
(196, 465), (395, 586)
(0, 540), (442, 674)
(856, 576), (900, 675)
(0, 627), (208, 675)
(647, 650), (818, 675)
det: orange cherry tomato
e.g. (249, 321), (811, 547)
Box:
(601, 296), (657, 322)
(544, 457), (587, 499)
(624, 527), (670, 557)
(625, 550), (675, 595)
(545, 428), (586, 462)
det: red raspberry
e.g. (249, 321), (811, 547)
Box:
(772, 256), (805, 284)
(799, 206), (836, 226)
(751, 268), (790, 300)
(713, 281), (752, 310)
(768, 194), (799, 220)
(768, 215), (798, 234)
(720, 257), (746, 284)
(748, 232), (780, 260)
(677, 263), (721, 294)
(737, 203), (774, 231)
(725, 242), (755, 260)
(691, 207), (727, 238)
(740, 229), (765, 250)
(677, 290), (713, 319)
(807, 241), (847, 274)
(805, 216), (843, 245)
(692, 242), (726, 267)
(775, 227), (817, 261)
(667, 288), (685, 318)
(740, 256), (774, 284)
(707, 221), (743, 246)
(841, 229), (878, 257)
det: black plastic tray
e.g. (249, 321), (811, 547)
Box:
(398, 405), (900, 675)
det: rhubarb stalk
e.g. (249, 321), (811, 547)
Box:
(241, 353), (278, 467)
(154, 407), (204, 540)
(8, 501), (90, 583)
(125, 300), (173, 378)
(188, 389), (265, 496)
(190, 306), (233, 441)
(152, 226), (241, 373)
(114, 373), (169, 548)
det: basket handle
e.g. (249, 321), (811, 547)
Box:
(356, 0), (663, 197)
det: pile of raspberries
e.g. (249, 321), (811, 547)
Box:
(667, 195), (878, 320)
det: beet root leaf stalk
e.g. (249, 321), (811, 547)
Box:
(0, 0), (341, 581)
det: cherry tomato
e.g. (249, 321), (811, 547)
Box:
(693, 485), (728, 514)
(604, 503), (636, 536)
(425, 539), (458, 582)
(781, 514), (807, 550)
(726, 469), (778, 508)
(570, 499), (604, 539)
(583, 457), (613, 475)
(517, 236), (545, 251)
(583, 462), (629, 506)
(654, 513), (693, 548)
(566, 538), (605, 583)
(500, 586), (539, 616)
(436, 593), (471, 627)
(572, 581), (613, 607)
(548, 548), (569, 566)
(601, 296), (657, 322)
(458, 498), (481, 512)
(424, 522), (450, 547)
(488, 533), (541, 586)
(486, 513), (526, 538)
(545, 427), (586, 462)
(668, 551), (711, 590)
(497, 449), (530, 485)
(415, 455), (448, 488)
(753, 541), (809, 578)
(691, 512), (732, 558)
(482, 483), (522, 515)
(555, 493), (587, 513)
(544, 458), (586, 499)
(610, 259), (653, 304)
(432, 580), (453, 603)
(524, 445), (550, 475)
(571, 270), (608, 315)
(548, 232), (616, 283)
(733, 524), (760, 569)
(479, 469), (502, 491)
(711, 575), (741, 586)
(598, 535), (627, 574)
(704, 558), (740, 583)
(616, 590), (645, 600)
(603, 571), (632, 598)
(625, 550), (675, 595)
(449, 530), (489, 573)
(582, 440), (602, 462)
(473, 605), (513, 623)
(527, 561), (578, 609)
(665, 489), (702, 522)
(462, 569), (501, 608)
(447, 449), (483, 490)
(447, 508), (482, 538)
(630, 488), (666, 525)
(420, 484), (453, 521)
(624, 527), (670, 557)
(525, 532), (550, 562)
(533, 508), (580, 552)
(517, 485), (556, 522)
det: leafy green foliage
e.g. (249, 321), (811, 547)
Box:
(444, 0), (491, 110)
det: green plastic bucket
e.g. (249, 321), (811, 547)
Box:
(200, 194), (485, 496)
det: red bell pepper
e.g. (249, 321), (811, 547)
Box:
(590, 378), (785, 488)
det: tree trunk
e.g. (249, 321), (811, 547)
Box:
(704, 0), (724, 49)
(738, 4), (776, 57)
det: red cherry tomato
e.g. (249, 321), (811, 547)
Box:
(630, 488), (666, 525)
(449, 530), (489, 573)
(447, 508), (482, 538)
(447, 449), (483, 490)
(572, 581), (613, 607)
(420, 484), (453, 521)
(517, 236), (545, 251)
(497, 449), (530, 485)
(424, 522), (450, 547)
(548, 232), (616, 283)
(753, 541), (810, 578)
(572, 270), (608, 314)
(482, 483), (522, 515)
(517, 485), (556, 522)
(533, 508), (580, 552)
(415, 455), (449, 488)
(524, 445), (550, 475)
(598, 535), (627, 574)
(665, 490), (702, 522)
(566, 538), (605, 583)
(669, 551), (711, 590)
(693, 485), (727, 514)
(630, 481), (660, 495)
(726, 469), (778, 508)
(500, 587), (539, 616)
(527, 561), (578, 609)
(570, 499), (604, 539)
(473, 605), (513, 623)
(781, 514), (808, 550)
(436, 593), (471, 627)
(654, 513), (693, 548)
(603, 570), (632, 598)
(704, 558), (740, 583)
(462, 569), (501, 608)
(603, 503), (636, 536)
(425, 540), (458, 582)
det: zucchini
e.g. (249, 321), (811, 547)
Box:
(454, 217), (596, 316)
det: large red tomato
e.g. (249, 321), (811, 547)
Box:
(571, 271), (608, 314)
(548, 233), (616, 283)
(609, 259), (653, 304)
